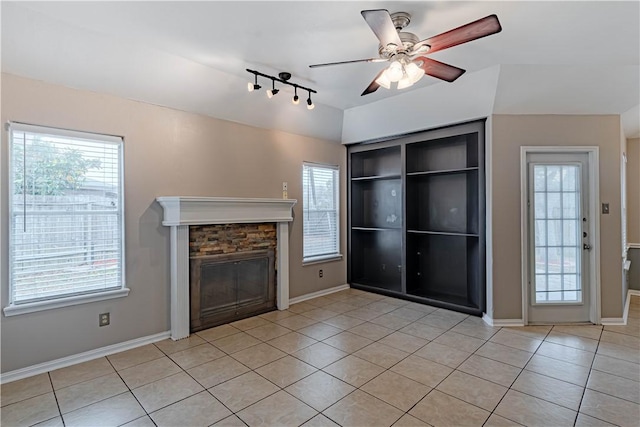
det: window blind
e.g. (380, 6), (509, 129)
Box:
(302, 163), (339, 261)
(9, 123), (124, 305)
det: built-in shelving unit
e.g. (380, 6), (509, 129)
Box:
(348, 121), (485, 315)
(349, 146), (402, 293)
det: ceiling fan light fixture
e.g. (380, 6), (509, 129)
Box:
(375, 71), (392, 89)
(386, 60), (404, 82)
(397, 75), (414, 90)
(405, 62), (425, 84)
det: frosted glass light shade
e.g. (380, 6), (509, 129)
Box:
(375, 71), (392, 89)
(397, 76), (414, 90)
(386, 61), (404, 82)
(405, 62), (425, 83)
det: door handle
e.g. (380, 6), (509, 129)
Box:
(583, 243), (592, 250)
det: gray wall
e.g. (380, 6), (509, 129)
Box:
(0, 73), (347, 373)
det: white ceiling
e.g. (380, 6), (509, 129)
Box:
(1, 1), (639, 142)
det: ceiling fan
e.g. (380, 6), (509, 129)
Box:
(309, 9), (502, 96)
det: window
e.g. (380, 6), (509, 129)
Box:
(302, 162), (341, 263)
(5, 123), (128, 316)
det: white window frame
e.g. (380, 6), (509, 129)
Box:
(302, 162), (342, 264)
(4, 122), (129, 316)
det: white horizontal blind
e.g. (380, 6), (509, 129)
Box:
(303, 163), (339, 261)
(9, 124), (124, 305)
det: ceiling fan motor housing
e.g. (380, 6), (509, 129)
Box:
(391, 11), (411, 30)
(379, 32), (420, 58)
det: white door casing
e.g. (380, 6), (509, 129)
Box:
(520, 147), (601, 325)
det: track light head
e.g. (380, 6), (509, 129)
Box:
(306, 90), (315, 110)
(292, 86), (300, 105)
(267, 79), (279, 98)
(248, 74), (261, 92)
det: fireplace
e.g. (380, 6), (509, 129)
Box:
(157, 197), (297, 340)
(189, 222), (278, 331)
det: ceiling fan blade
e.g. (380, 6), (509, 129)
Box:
(309, 58), (387, 68)
(416, 14), (502, 55)
(417, 57), (466, 82)
(361, 9), (403, 48)
(361, 69), (386, 96)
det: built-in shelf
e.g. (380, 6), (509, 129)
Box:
(407, 230), (479, 237)
(348, 120), (486, 316)
(407, 167), (478, 177)
(353, 226), (401, 232)
(351, 174), (401, 181)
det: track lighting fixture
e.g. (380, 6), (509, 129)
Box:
(306, 90), (315, 110)
(267, 79), (279, 98)
(246, 69), (317, 110)
(292, 86), (300, 105)
(247, 73), (261, 92)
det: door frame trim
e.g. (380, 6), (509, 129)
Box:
(520, 146), (601, 325)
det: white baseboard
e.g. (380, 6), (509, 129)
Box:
(1, 331), (171, 384)
(483, 314), (525, 327)
(602, 289), (639, 326)
(289, 284), (350, 305)
(601, 318), (626, 325)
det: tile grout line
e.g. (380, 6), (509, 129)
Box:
(106, 347), (159, 427)
(47, 372), (65, 427)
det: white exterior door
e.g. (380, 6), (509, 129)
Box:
(526, 153), (592, 324)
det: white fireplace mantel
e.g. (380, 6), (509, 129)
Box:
(157, 196), (297, 340)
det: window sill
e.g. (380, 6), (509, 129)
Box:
(3, 288), (130, 317)
(303, 254), (343, 266)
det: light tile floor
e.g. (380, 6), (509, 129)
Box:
(2, 290), (639, 427)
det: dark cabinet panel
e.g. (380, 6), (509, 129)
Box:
(351, 230), (402, 292)
(351, 146), (401, 178)
(352, 179), (402, 229)
(407, 171), (479, 235)
(406, 234), (481, 309)
(406, 133), (478, 173)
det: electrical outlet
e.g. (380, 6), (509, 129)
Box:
(319, 269), (323, 278)
(99, 312), (110, 327)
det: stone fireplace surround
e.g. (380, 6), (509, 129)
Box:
(157, 197), (297, 340)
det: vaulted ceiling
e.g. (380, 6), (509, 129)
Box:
(2, 1), (639, 142)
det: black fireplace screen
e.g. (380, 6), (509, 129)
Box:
(190, 249), (275, 331)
